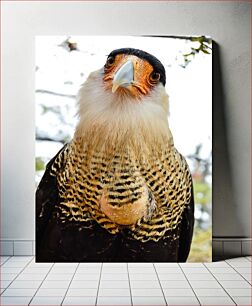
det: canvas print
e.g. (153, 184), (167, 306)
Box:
(35, 36), (212, 262)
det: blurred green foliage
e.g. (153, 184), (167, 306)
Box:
(194, 182), (211, 205)
(36, 157), (45, 172)
(188, 228), (212, 262)
(187, 143), (212, 262)
(181, 36), (212, 68)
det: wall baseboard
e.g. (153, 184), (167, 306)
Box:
(212, 237), (251, 261)
(1, 238), (251, 260)
(0, 240), (35, 256)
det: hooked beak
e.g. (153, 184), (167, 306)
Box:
(112, 60), (134, 93)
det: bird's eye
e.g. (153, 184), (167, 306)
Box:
(150, 71), (160, 83)
(105, 56), (115, 68)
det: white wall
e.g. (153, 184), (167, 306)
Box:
(1, 1), (250, 241)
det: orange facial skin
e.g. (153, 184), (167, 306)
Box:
(103, 54), (159, 99)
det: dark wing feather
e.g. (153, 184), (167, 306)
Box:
(178, 179), (195, 262)
(36, 144), (68, 251)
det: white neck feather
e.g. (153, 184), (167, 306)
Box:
(74, 70), (173, 158)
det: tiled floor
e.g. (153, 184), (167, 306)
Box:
(0, 256), (251, 305)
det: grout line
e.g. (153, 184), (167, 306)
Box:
(0, 255), (34, 296)
(243, 257), (251, 262)
(153, 263), (168, 306)
(95, 262), (103, 306)
(0, 255), (12, 266)
(225, 260), (252, 286)
(61, 263), (80, 305)
(126, 263), (133, 306)
(28, 260), (55, 305)
(203, 263), (238, 305)
(178, 263), (201, 306)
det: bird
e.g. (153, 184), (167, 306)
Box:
(36, 48), (194, 262)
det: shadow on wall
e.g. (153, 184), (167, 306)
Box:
(212, 42), (244, 260)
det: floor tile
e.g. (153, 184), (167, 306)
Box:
(181, 267), (209, 274)
(193, 288), (228, 296)
(131, 288), (163, 296)
(208, 267), (236, 274)
(73, 274), (100, 281)
(1, 267), (23, 274)
(219, 280), (252, 288)
(99, 280), (129, 288)
(76, 267), (101, 273)
(235, 267), (251, 274)
(226, 257), (250, 263)
(103, 263), (127, 267)
(128, 267), (155, 273)
(225, 288), (252, 296)
(0, 296), (32, 305)
(163, 288), (195, 296)
(2, 288), (37, 296)
(129, 273), (157, 281)
(8, 256), (33, 262)
(165, 296), (200, 305)
(228, 261), (252, 268)
(242, 273), (252, 283)
(27, 263), (53, 268)
(79, 263), (102, 267)
(232, 296), (252, 305)
(70, 280), (99, 288)
(16, 273), (46, 281)
(182, 273), (215, 281)
(22, 267), (50, 274)
(189, 280), (221, 288)
(97, 296), (132, 305)
(1, 274), (17, 281)
(35, 287), (67, 296)
(132, 296), (166, 305)
(101, 273), (128, 281)
(160, 280), (190, 288)
(0, 280), (12, 289)
(198, 296), (235, 305)
(102, 267), (128, 273)
(130, 280), (160, 288)
(128, 263), (153, 268)
(53, 263), (78, 267)
(30, 296), (64, 305)
(45, 273), (73, 281)
(98, 288), (130, 296)
(214, 273), (246, 281)
(2, 261), (28, 268)
(40, 280), (71, 288)
(154, 263), (179, 267)
(50, 267), (77, 274)
(8, 280), (42, 289)
(66, 288), (98, 296)
(157, 273), (186, 280)
(0, 256), (10, 264)
(62, 296), (96, 305)
(156, 267), (182, 274)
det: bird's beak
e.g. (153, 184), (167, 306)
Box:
(112, 60), (134, 93)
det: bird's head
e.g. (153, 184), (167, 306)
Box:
(102, 48), (166, 100)
(76, 48), (172, 156)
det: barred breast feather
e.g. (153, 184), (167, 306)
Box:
(50, 137), (192, 243)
